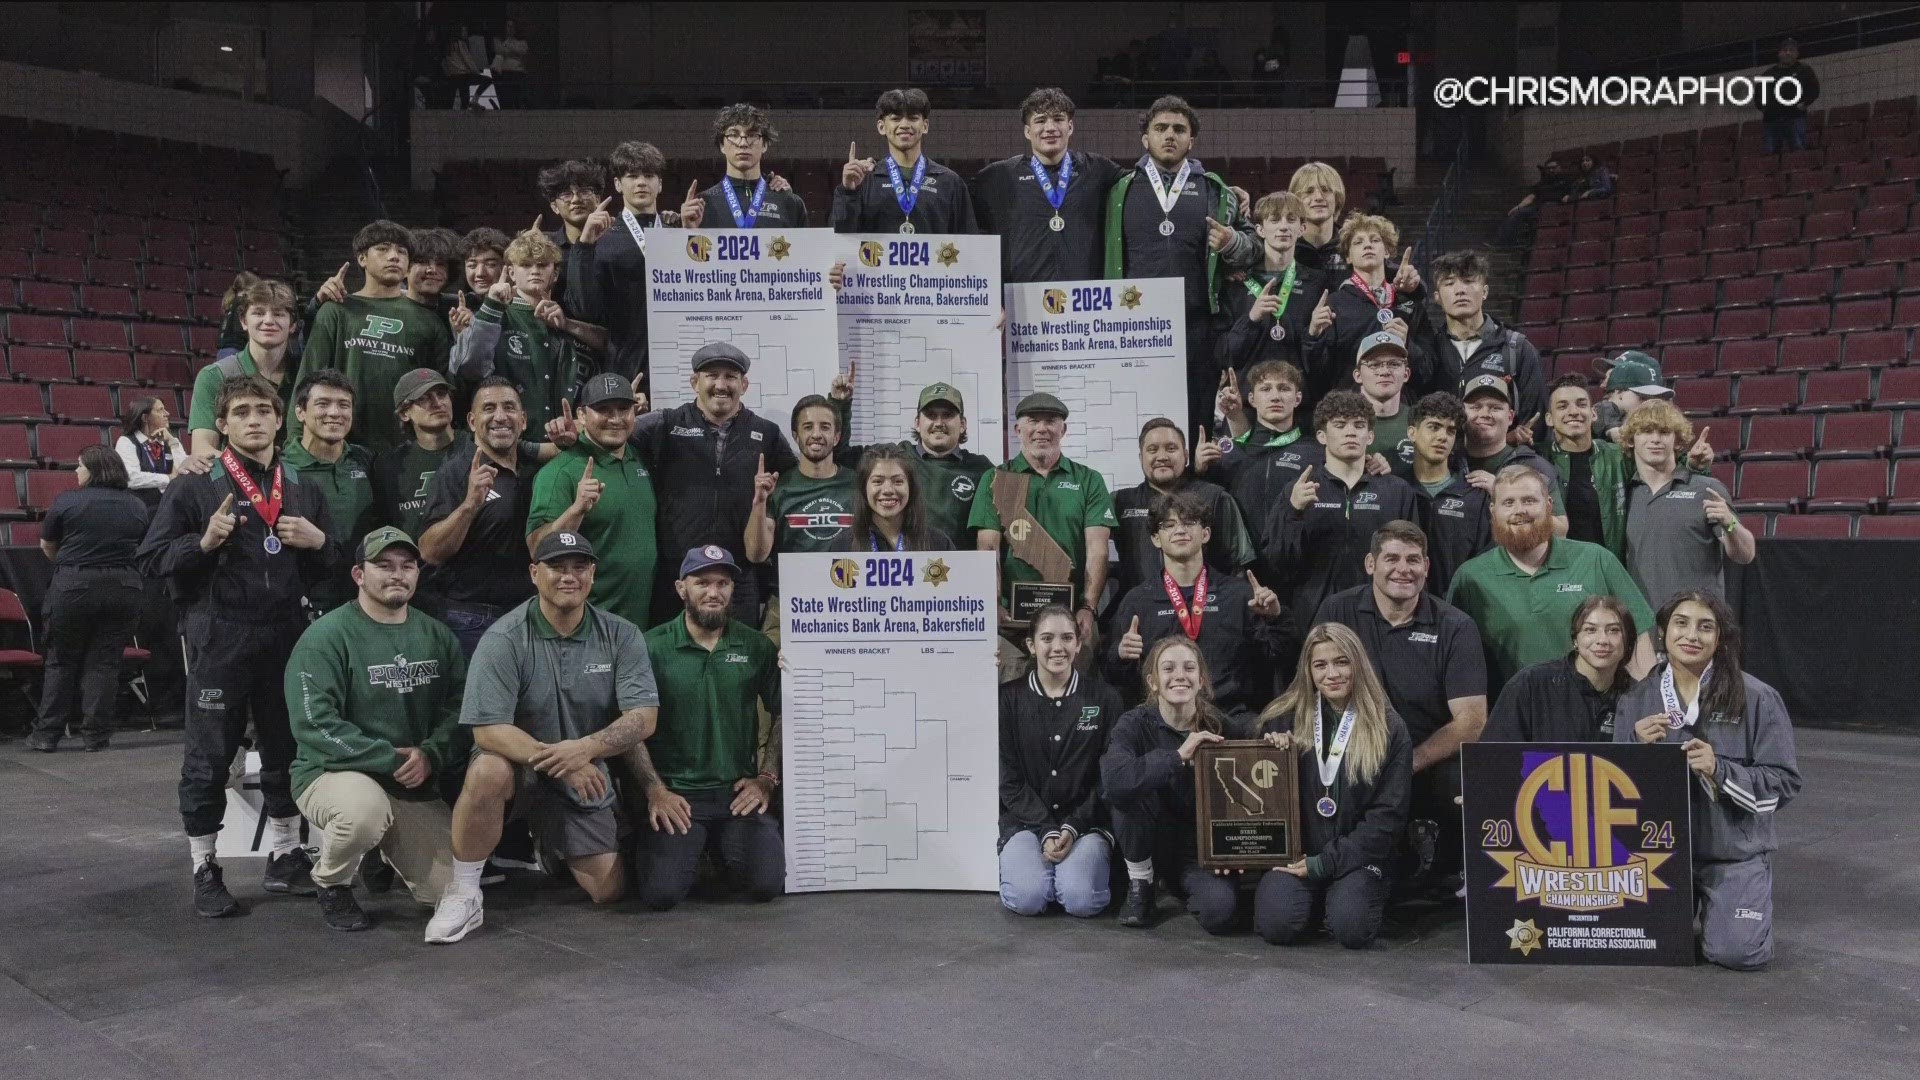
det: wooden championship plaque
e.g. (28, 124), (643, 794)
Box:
(1194, 740), (1301, 868)
(1007, 581), (1075, 627)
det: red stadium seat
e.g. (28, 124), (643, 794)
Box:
(35, 423), (105, 465)
(1774, 271), (1831, 304)
(135, 353), (194, 387)
(1564, 293), (1611, 321)
(1814, 412), (1893, 459)
(131, 323), (187, 355)
(1806, 459), (1887, 512)
(79, 286), (136, 318)
(71, 350), (133, 384)
(1770, 304), (1830, 337)
(1858, 516), (1920, 538)
(1659, 343), (1716, 378)
(1568, 241), (1609, 266)
(147, 238), (192, 266)
(1705, 250), (1757, 279)
(6, 521), (41, 546)
(1735, 460), (1808, 511)
(1606, 317), (1656, 350)
(1717, 339), (1776, 374)
(0, 384), (46, 422)
(1655, 256), (1704, 285)
(1802, 210), (1854, 241)
(6, 345), (71, 382)
(1657, 230), (1701, 257)
(1897, 295), (1920, 328)
(1612, 236), (1654, 264)
(1731, 373), (1798, 416)
(1557, 322), (1606, 352)
(1663, 281), (1715, 312)
(96, 233), (144, 262)
(1522, 271), (1563, 298)
(188, 326), (217, 355)
(21, 282), (77, 315)
(39, 228), (88, 257)
(1657, 313), (1713, 345)
(0, 425), (30, 467)
(141, 291), (193, 322)
(1830, 298), (1892, 332)
(142, 263), (191, 292)
(1712, 308), (1769, 340)
(1739, 414), (1815, 461)
(1770, 514), (1853, 538)
(1673, 376), (1730, 416)
(1888, 459), (1920, 511)
(1706, 202), (1755, 227)
(1810, 239), (1866, 269)
(0, 470), (22, 518)
(1718, 276), (1774, 309)
(69, 319), (127, 351)
(1776, 336), (1840, 372)
(1866, 232), (1920, 265)
(1664, 207), (1707, 232)
(1855, 205), (1910, 235)
(1835, 264), (1898, 298)
(1877, 368), (1920, 410)
(1799, 369), (1871, 413)
(25, 467), (78, 510)
(1749, 217), (1802, 247)
(1864, 182), (1916, 208)
(1518, 297), (1560, 324)
(1758, 244), (1810, 273)
(1840, 331), (1908, 370)
(1565, 266), (1610, 293)
(48, 384), (115, 423)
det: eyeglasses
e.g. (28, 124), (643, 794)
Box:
(722, 132), (764, 147)
(1360, 358), (1408, 371)
(1154, 520), (1199, 534)
(561, 188), (600, 202)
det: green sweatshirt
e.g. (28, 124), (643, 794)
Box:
(293, 294), (453, 452)
(281, 440), (377, 611)
(287, 601), (468, 801)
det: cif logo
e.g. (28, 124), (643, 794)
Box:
(1249, 759), (1280, 788)
(686, 235), (713, 262)
(1485, 751), (1673, 911)
(858, 241), (884, 267)
(1042, 289), (1067, 315)
(360, 315), (404, 339)
(829, 558), (861, 589)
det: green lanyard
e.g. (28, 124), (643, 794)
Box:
(1244, 262), (1299, 320)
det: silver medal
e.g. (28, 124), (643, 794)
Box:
(898, 221), (916, 234)
(1376, 307), (1394, 325)
(1158, 218), (1176, 237)
(1048, 213), (1065, 233)
(1270, 324), (1287, 342)
(263, 534), (283, 555)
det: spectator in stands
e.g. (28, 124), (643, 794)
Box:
(1289, 162), (1347, 274)
(1460, 374), (1567, 536)
(286, 526), (466, 932)
(372, 369), (459, 540)
(116, 396), (187, 499)
(1412, 250), (1544, 415)
(1571, 154), (1614, 201)
(1484, 595), (1636, 742)
(581, 142), (677, 381)
(1106, 94), (1259, 441)
(1215, 191), (1328, 379)
(26, 445), (150, 753)
(834, 88), (980, 234)
(1621, 400), (1753, 608)
(536, 158), (608, 310)
(1760, 38), (1821, 154)
(635, 546), (785, 911)
(1110, 417), (1255, 603)
(450, 228), (510, 333)
(1544, 374), (1628, 557)
(441, 28), (491, 110)
(420, 377), (546, 655)
(1497, 158), (1572, 247)
(283, 369), (377, 612)
(294, 221), (453, 453)
(998, 605), (1124, 918)
(190, 279), (299, 456)
(215, 271), (261, 359)
(971, 87), (1125, 284)
(693, 103), (809, 229)
(489, 18), (528, 108)
(1445, 465), (1653, 697)
(407, 227), (462, 317)
(1401, 392), (1491, 597)
(428, 530), (661, 942)
(1302, 213), (1422, 408)
(449, 229), (593, 436)
(138, 373), (341, 918)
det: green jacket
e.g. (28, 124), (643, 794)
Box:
(1544, 438), (1629, 559)
(1103, 165), (1241, 314)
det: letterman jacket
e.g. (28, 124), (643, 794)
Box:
(998, 670), (1126, 846)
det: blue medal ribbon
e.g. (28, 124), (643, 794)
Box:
(1028, 153), (1072, 212)
(722, 176), (768, 229)
(885, 154), (929, 225)
(870, 531), (907, 552)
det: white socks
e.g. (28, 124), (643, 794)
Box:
(1125, 858), (1155, 883)
(189, 833), (218, 871)
(450, 858), (486, 895)
(268, 816), (302, 856)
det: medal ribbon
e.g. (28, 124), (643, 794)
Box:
(1347, 270), (1395, 315)
(1314, 695), (1358, 789)
(1145, 159), (1193, 218)
(220, 449), (283, 530)
(1660, 662), (1713, 728)
(1244, 262), (1300, 320)
(620, 208), (648, 251)
(722, 177), (767, 228)
(885, 154), (929, 223)
(869, 530), (907, 552)
(1161, 567), (1208, 641)
(1028, 154), (1073, 212)
(140, 435), (170, 473)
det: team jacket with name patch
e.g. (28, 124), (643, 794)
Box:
(1484, 655), (1625, 743)
(832, 158), (980, 234)
(1413, 473), (1493, 597)
(999, 671), (1126, 845)
(1265, 469), (1421, 638)
(1103, 572), (1286, 718)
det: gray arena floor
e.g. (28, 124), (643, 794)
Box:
(1, 727), (1914, 1080)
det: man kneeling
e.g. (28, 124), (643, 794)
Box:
(427, 530), (660, 943)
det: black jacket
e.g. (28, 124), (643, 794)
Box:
(1302, 275), (1425, 407)
(971, 151), (1123, 284)
(1261, 705), (1412, 882)
(999, 670), (1126, 845)
(1110, 477), (1256, 600)
(1409, 310), (1545, 420)
(1484, 655), (1626, 742)
(630, 402), (799, 565)
(137, 453), (342, 628)
(1412, 473), (1493, 597)
(1100, 704), (1201, 816)
(699, 178), (809, 230)
(1265, 467), (1421, 638)
(581, 209), (680, 381)
(1104, 571), (1287, 717)
(832, 157), (980, 234)
(1293, 236), (1346, 276)
(1214, 263), (1330, 377)
(1760, 61), (1820, 121)
(1206, 427), (1320, 592)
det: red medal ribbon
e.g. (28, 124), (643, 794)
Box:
(1347, 270), (1395, 314)
(1161, 566), (1208, 641)
(220, 448), (284, 529)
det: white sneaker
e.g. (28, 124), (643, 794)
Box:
(425, 889), (484, 944)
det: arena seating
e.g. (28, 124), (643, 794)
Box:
(1520, 95), (1920, 538)
(0, 120), (291, 545)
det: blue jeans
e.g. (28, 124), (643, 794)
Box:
(441, 604), (506, 658)
(1763, 117), (1808, 154)
(998, 830), (1112, 917)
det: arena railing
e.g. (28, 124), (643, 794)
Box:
(497, 78), (1410, 112)
(1414, 134), (1471, 283)
(1575, 4), (1920, 78)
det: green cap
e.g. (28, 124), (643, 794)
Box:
(918, 382), (966, 413)
(360, 526), (420, 562)
(1604, 351), (1669, 395)
(1015, 392), (1069, 419)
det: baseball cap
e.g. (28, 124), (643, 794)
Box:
(1015, 392), (1069, 419)
(393, 368), (452, 410)
(691, 342), (751, 374)
(533, 530), (598, 563)
(360, 525), (420, 562)
(678, 544), (740, 578)
(1357, 330), (1408, 361)
(918, 382), (966, 413)
(1461, 373), (1512, 403)
(1603, 351), (1672, 397)
(578, 372), (635, 409)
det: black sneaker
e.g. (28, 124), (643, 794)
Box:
(361, 850), (395, 894)
(263, 847), (318, 896)
(25, 735), (58, 753)
(1117, 880), (1157, 928)
(316, 885), (371, 931)
(193, 860), (240, 918)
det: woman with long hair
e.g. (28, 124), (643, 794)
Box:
(1099, 635), (1238, 930)
(830, 444), (952, 552)
(1485, 595), (1638, 742)
(1617, 591), (1800, 971)
(26, 445), (150, 752)
(114, 395), (187, 500)
(1252, 621), (1412, 948)
(997, 605), (1126, 918)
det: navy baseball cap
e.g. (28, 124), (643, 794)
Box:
(533, 531), (597, 563)
(678, 544), (740, 578)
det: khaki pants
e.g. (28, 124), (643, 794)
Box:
(296, 771), (455, 904)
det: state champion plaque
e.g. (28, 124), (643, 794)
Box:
(1194, 740), (1300, 868)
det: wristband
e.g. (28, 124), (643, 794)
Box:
(1722, 519), (1737, 536)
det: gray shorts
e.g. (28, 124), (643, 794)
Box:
(511, 765), (622, 860)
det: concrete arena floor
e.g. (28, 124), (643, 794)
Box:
(1, 727), (1914, 1080)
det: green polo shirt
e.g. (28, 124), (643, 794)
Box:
(1445, 537), (1653, 697)
(642, 615), (780, 794)
(188, 346), (296, 439)
(966, 452), (1117, 605)
(527, 441), (658, 631)
(281, 440), (376, 611)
